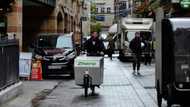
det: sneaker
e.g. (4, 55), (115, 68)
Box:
(137, 72), (141, 75)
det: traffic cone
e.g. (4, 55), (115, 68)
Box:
(31, 60), (43, 80)
(36, 60), (43, 80)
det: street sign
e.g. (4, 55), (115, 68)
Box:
(0, 22), (5, 27)
(95, 15), (105, 21)
(0, 16), (7, 34)
(180, 0), (190, 8)
(119, 9), (128, 17)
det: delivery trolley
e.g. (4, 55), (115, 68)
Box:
(74, 56), (104, 97)
(156, 18), (190, 107)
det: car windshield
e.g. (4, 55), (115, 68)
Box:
(174, 28), (190, 55)
(126, 31), (136, 42)
(56, 35), (73, 49)
(37, 34), (73, 49)
(38, 36), (57, 48)
(125, 31), (151, 42)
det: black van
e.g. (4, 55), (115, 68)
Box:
(156, 18), (190, 107)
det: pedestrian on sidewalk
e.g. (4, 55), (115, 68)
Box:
(107, 39), (115, 60)
(129, 32), (142, 75)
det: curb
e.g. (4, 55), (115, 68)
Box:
(0, 82), (23, 105)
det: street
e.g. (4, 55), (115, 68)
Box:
(0, 0), (190, 107)
(38, 57), (158, 107)
(2, 56), (163, 107)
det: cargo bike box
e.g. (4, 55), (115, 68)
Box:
(74, 56), (104, 97)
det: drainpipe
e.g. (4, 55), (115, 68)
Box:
(80, 0), (85, 53)
(131, 0), (133, 17)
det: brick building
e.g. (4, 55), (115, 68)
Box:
(0, 0), (83, 51)
(82, 0), (91, 37)
(0, 0), (22, 49)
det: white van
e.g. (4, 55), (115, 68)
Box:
(115, 18), (153, 61)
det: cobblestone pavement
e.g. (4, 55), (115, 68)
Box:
(37, 58), (161, 107)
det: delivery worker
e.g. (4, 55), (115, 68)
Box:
(84, 31), (105, 56)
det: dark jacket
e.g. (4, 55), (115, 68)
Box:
(144, 40), (151, 53)
(84, 37), (105, 56)
(129, 37), (142, 55)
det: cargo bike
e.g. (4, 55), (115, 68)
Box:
(74, 56), (104, 97)
(156, 18), (190, 107)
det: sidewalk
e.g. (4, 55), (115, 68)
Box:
(118, 60), (157, 107)
(0, 81), (59, 107)
(37, 58), (157, 107)
(0, 58), (159, 107)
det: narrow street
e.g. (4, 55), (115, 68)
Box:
(36, 57), (159, 107)
(1, 56), (171, 107)
(0, 0), (190, 107)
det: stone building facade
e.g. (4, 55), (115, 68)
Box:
(82, 0), (91, 37)
(0, 0), (23, 49)
(93, 0), (116, 31)
(1, 0), (83, 51)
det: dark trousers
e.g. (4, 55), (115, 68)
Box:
(133, 54), (141, 71)
(107, 49), (113, 60)
(144, 53), (151, 65)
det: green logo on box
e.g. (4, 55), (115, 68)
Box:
(78, 61), (96, 66)
(180, 0), (190, 8)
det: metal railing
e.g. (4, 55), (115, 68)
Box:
(0, 39), (19, 90)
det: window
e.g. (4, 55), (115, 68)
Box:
(123, 2), (126, 9)
(101, 7), (105, 13)
(119, 2), (127, 10)
(107, 7), (111, 13)
(96, 8), (98, 13)
(56, 35), (73, 49)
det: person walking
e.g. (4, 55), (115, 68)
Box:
(129, 32), (142, 75)
(84, 32), (105, 56)
(107, 39), (115, 60)
(144, 40), (152, 65)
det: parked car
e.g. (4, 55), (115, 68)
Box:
(31, 33), (76, 78)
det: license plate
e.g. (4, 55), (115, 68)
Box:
(48, 65), (62, 69)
